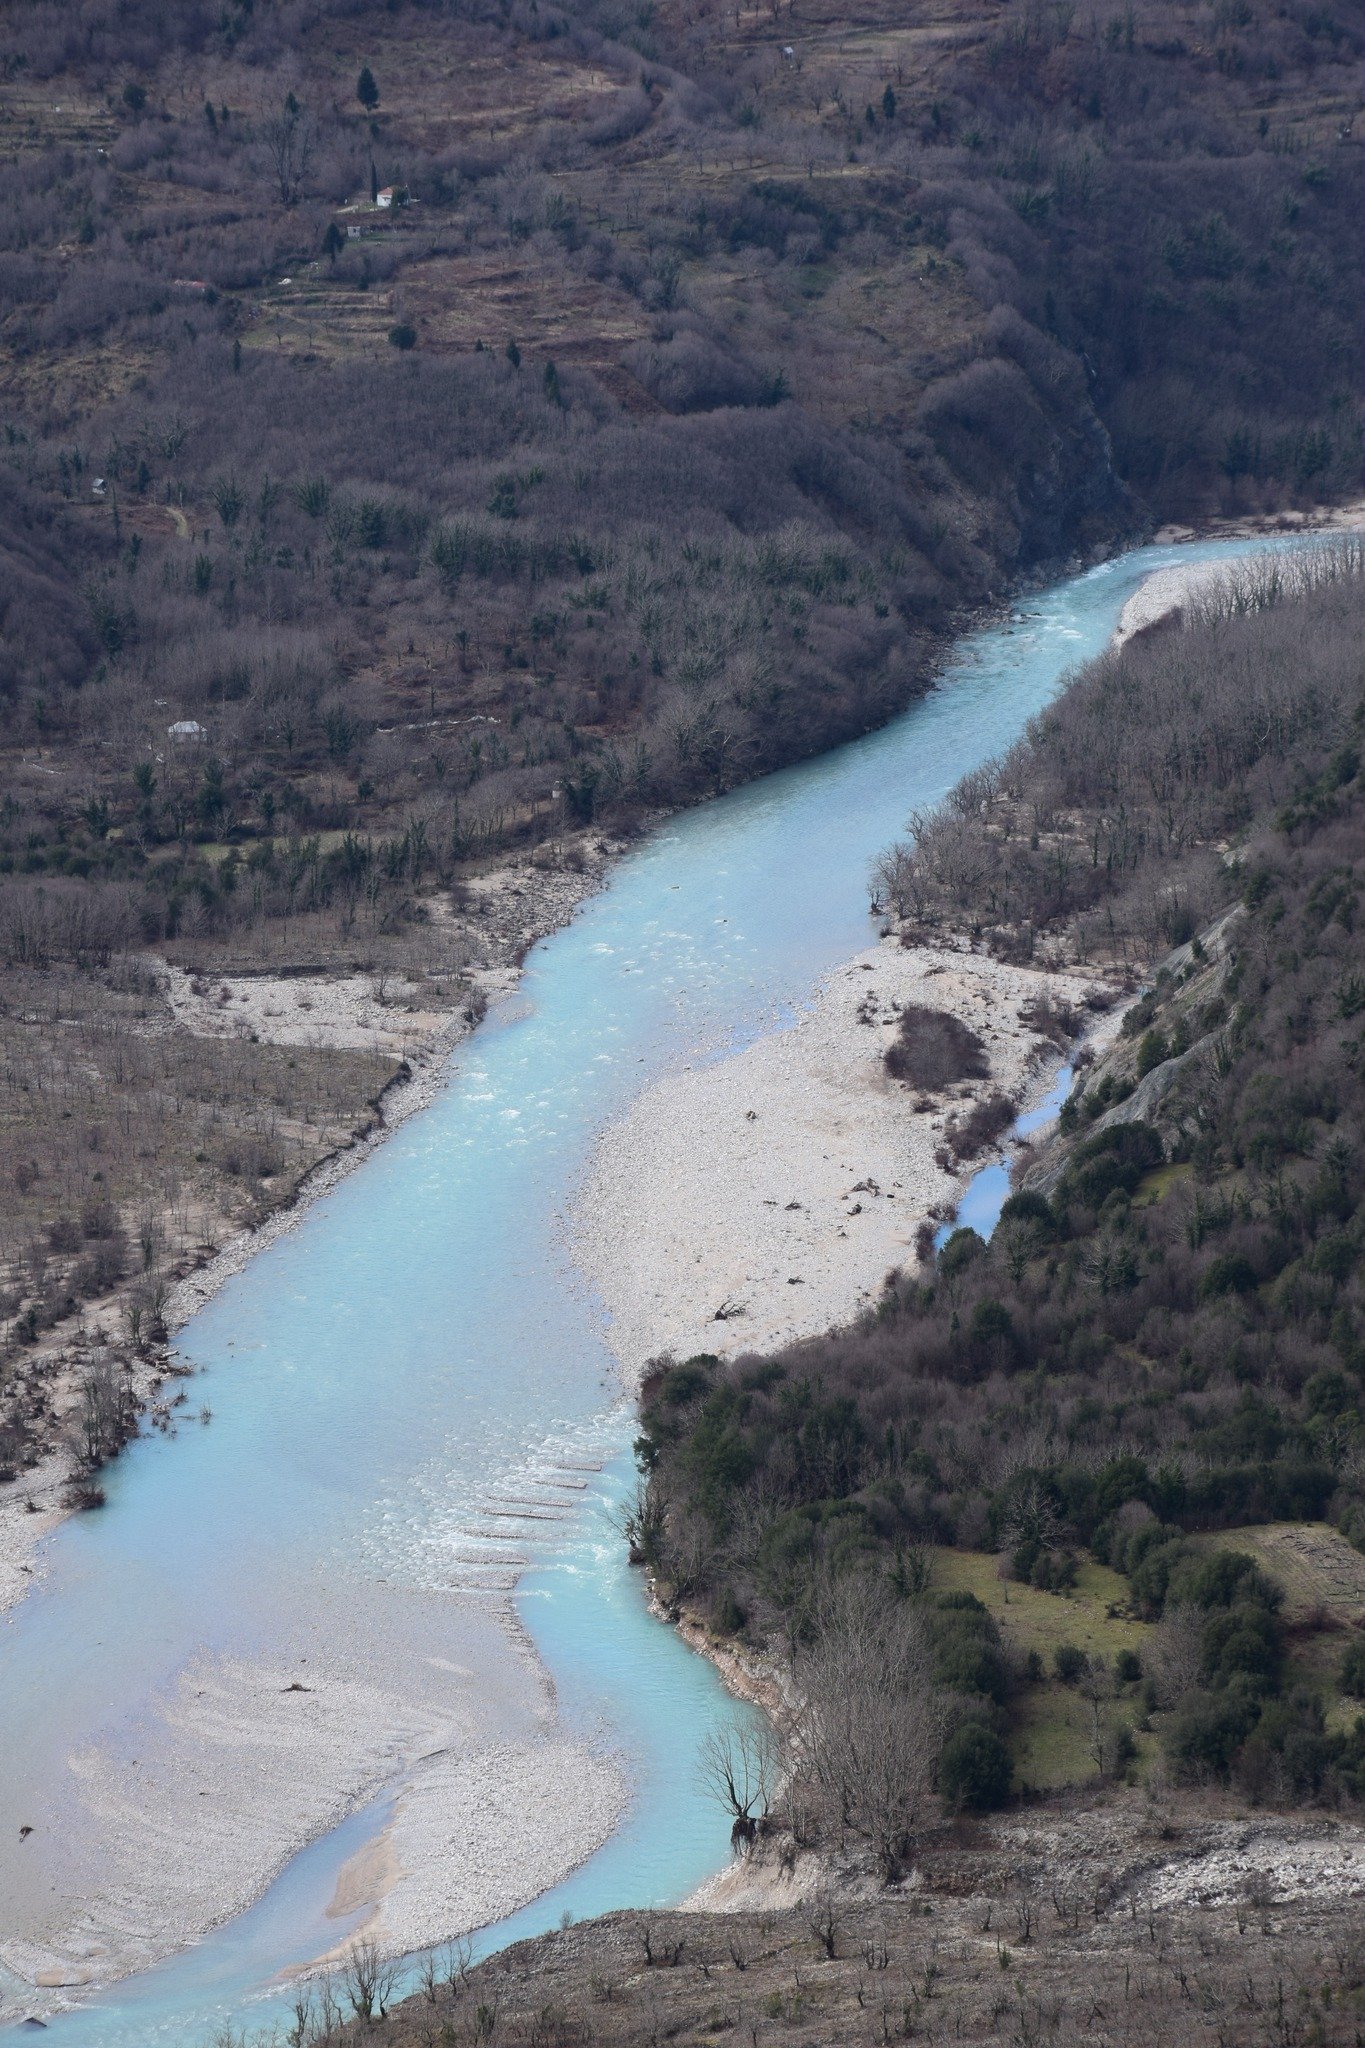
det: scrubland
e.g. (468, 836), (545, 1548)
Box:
(0, 836), (605, 1500)
(315, 1819), (1365, 2048)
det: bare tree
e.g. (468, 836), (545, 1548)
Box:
(312, 1973), (344, 2036)
(73, 1353), (134, 1469)
(998, 1475), (1060, 1557)
(870, 840), (920, 919)
(1149, 1602), (1205, 1709)
(790, 1574), (944, 1880)
(1079, 1652), (1114, 1775)
(440, 1934), (474, 1998)
(698, 1719), (778, 1853)
(805, 1882), (842, 1958)
(262, 94), (315, 206)
(285, 1981), (334, 2048)
(340, 1937), (399, 2023)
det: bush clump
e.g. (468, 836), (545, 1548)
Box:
(1054, 1642), (1088, 1684)
(939, 1720), (1012, 1811)
(885, 1005), (989, 1090)
(1341, 1637), (1365, 1699)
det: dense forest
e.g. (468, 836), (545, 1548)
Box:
(636, 557), (1365, 1855)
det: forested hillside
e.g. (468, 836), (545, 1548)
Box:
(638, 555), (1365, 1839)
(5, 0), (1365, 912)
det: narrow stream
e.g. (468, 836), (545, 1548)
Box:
(0, 535), (1320, 2043)
(934, 1064), (1074, 1253)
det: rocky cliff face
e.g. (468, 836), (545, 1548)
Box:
(1027, 905), (1247, 1198)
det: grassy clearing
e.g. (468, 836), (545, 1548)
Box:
(933, 1548), (1154, 1791)
(1012, 1680), (1095, 1789)
(1011, 1680), (1157, 1791)
(933, 1547), (1148, 1660)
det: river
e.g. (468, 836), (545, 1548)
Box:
(0, 534), (1319, 2043)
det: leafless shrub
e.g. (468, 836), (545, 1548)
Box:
(804, 1884), (842, 1959)
(340, 1938), (399, 2023)
(943, 1089), (1016, 1161)
(884, 1005), (989, 1089)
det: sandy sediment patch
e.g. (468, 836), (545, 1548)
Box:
(0, 1475), (66, 1617)
(1118, 508), (1365, 645)
(327, 1826), (402, 1921)
(1114, 558), (1243, 644)
(685, 1844), (825, 1914)
(160, 964), (452, 1058)
(1, 1575), (625, 2018)
(573, 936), (1108, 1383)
(1, 1649), (452, 2004)
(356, 1738), (625, 1959)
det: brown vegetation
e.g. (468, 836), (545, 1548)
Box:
(10, 0), (1365, 944)
(320, 1803), (1365, 2048)
(880, 542), (1365, 965)
(884, 1003), (989, 1090)
(0, 839), (599, 1482)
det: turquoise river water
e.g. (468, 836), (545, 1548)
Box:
(0, 534), (1320, 2043)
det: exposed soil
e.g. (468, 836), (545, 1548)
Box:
(342, 1797), (1365, 2048)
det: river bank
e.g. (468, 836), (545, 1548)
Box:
(573, 938), (1121, 1385)
(1120, 499), (1365, 641)
(5, 510), (1355, 1613)
(587, 944), (1129, 1924)
(0, 835), (618, 1620)
(1151, 494), (1365, 548)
